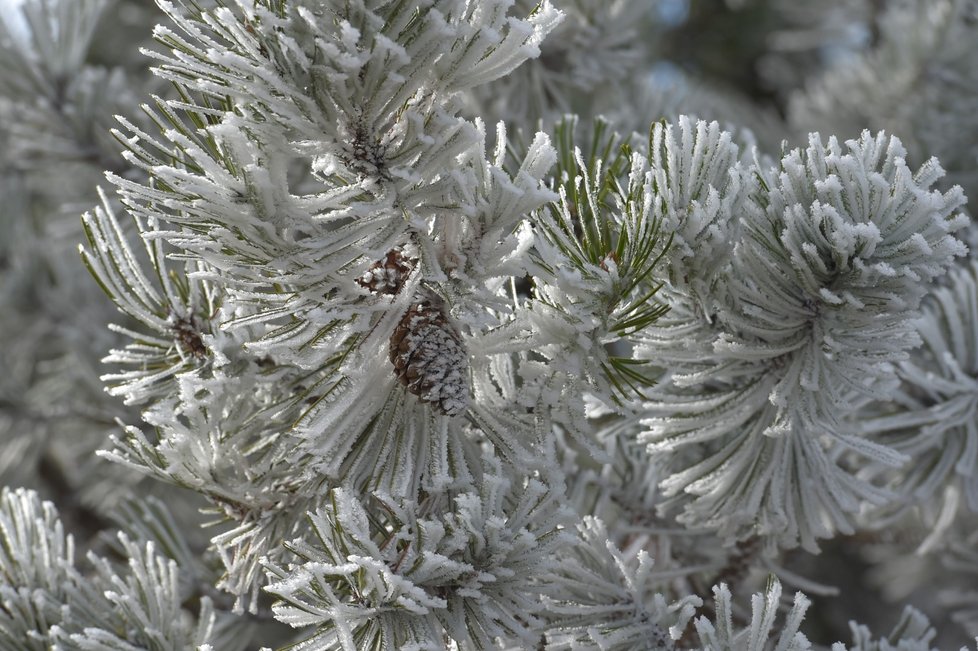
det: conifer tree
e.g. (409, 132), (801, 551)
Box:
(1, 0), (978, 649)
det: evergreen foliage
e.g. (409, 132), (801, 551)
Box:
(2, 0), (978, 649)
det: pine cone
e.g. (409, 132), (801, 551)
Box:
(168, 312), (208, 361)
(356, 248), (415, 295)
(389, 301), (469, 416)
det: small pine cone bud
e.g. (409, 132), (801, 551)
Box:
(357, 248), (415, 295)
(168, 312), (208, 361)
(389, 301), (469, 416)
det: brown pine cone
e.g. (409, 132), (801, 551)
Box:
(168, 312), (208, 361)
(357, 248), (415, 295)
(389, 301), (469, 416)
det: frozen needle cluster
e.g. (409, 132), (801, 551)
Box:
(2, 0), (978, 649)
